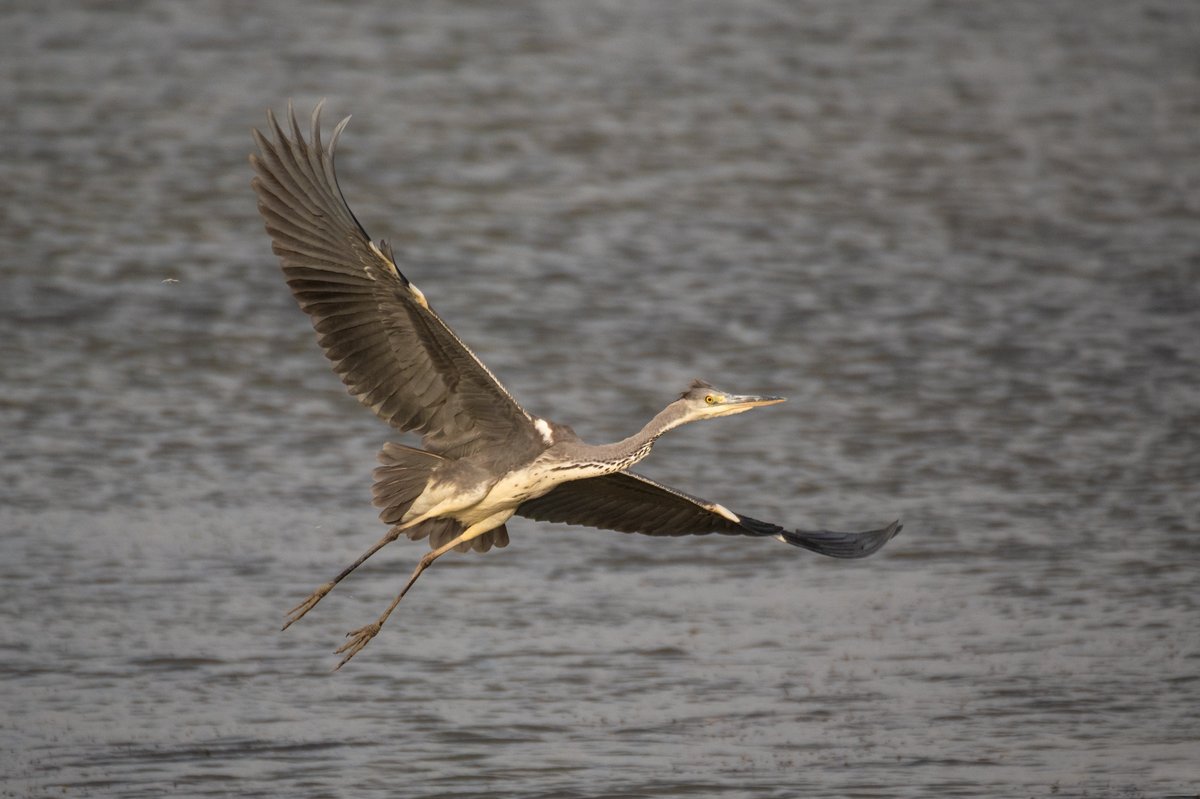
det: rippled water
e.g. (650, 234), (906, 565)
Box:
(3, 2), (1198, 797)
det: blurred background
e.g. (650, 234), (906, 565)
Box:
(2, 2), (1197, 796)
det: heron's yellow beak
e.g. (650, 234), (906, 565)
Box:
(709, 393), (786, 417)
(730, 394), (785, 408)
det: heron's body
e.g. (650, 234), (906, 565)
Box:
(250, 102), (901, 668)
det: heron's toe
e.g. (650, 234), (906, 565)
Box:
(282, 581), (335, 630)
(332, 622), (382, 670)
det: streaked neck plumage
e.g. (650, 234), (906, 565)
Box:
(560, 401), (692, 473)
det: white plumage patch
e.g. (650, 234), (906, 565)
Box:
(707, 502), (740, 523)
(368, 240), (398, 276)
(368, 240), (430, 308)
(534, 418), (554, 445)
(407, 282), (429, 308)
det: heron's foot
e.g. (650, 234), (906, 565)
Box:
(333, 621), (382, 670)
(282, 581), (335, 631)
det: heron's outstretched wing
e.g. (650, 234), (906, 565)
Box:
(250, 102), (541, 459)
(516, 471), (901, 558)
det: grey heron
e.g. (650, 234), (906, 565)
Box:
(250, 102), (901, 669)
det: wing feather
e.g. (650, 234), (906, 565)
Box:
(516, 472), (901, 559)
(250, 102), (541, 459)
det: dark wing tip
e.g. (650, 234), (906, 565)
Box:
(769, 519), (902, 559)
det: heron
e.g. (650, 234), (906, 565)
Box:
(250, 102), (901, 669)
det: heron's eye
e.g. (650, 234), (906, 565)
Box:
(704, 395), (716, 405)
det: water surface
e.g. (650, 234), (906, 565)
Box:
(2, 2), (1198, 797)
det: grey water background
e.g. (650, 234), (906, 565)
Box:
(2, 1), (1198, 796)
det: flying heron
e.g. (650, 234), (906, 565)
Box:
(250, 102), (901, 669)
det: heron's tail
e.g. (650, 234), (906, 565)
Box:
(372, 443), (509, 554)
(373, 443), (443, 524)
(403, 518), (509, 554)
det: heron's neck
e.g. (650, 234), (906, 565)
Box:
(584, 403), (690, 471)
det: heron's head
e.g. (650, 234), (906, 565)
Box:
(675, 379), (785, 422)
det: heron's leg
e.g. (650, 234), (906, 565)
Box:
(282, 525), (404, 630)
(332, 522), (495, 670)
